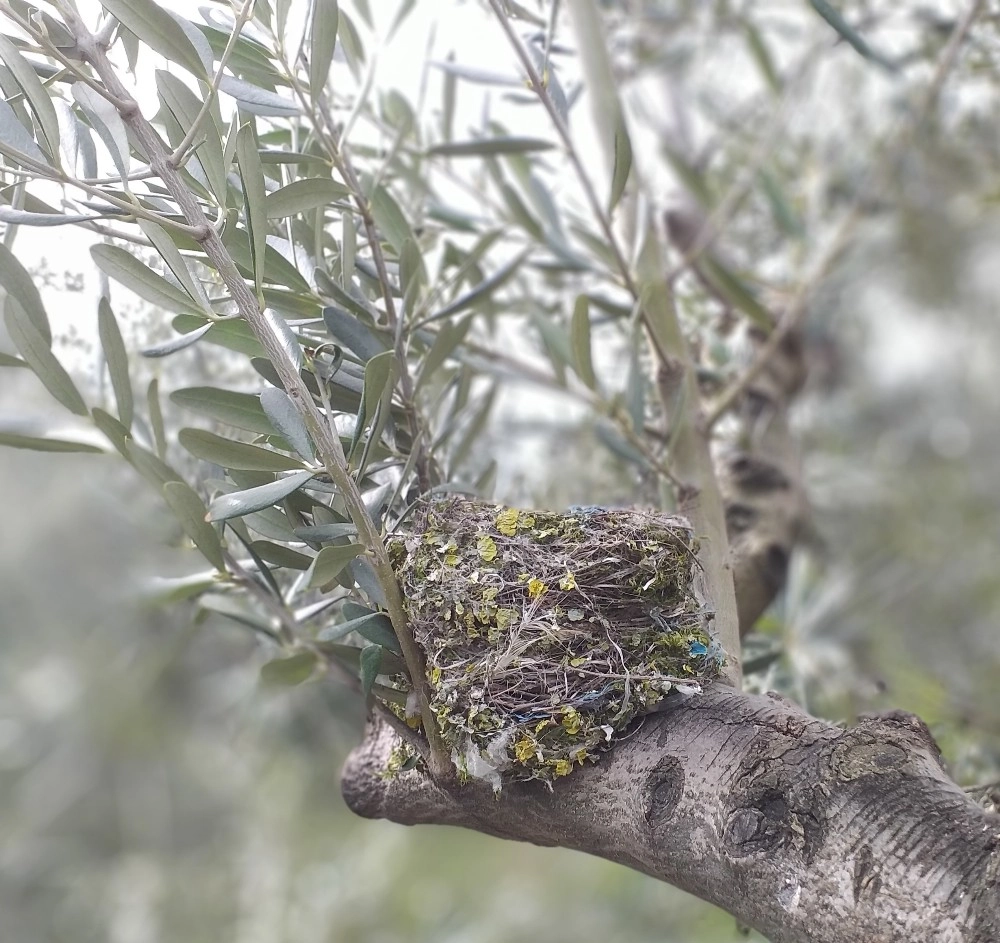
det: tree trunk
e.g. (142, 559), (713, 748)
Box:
(342, 687), (1000, 943)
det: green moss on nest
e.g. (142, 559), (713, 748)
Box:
(387, 497), (723, 789)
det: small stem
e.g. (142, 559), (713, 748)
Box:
(541, 0), (561, 80)
(225, 549), (295, 644)
(227, 549), (426, 754)
(169, 0), (256, 168)
(663, 83), (800, 286)
(2, 2), (132, 110)
(0, 143), (209, 235)
(488, 0), (638, 301)
(281, 57), (437, 492)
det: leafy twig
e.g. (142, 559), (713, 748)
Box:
(57, 9), (453, 780)
(169, 0), (257, 169)
(487, 0), (638, 301)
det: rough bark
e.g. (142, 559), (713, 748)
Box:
(343, 687), (1000, 943)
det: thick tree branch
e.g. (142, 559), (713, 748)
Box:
(343, 688), (1000, 943)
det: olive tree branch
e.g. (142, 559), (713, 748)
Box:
(272, 49), (436, 493)
(223, 548), (427, 756)
(58, 10), (452, 780)
(0, 1), (132, 111)
(0, 141), (209, 236)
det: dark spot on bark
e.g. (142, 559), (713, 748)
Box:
(645, 756), (683, 827)
(724, 789), (790, 857)
(726, 502), (758, 534)
(765, 690), (797, 708)
(780, 331), (803, 360)
(664, 209), (699, 252)
(863, 709), (941, 745)
(657, 356), (684, 386)
(727, 455), (790, 493)
(760, 790), (788, 819)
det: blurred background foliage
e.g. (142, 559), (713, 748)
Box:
(2, 1), (1000, 941)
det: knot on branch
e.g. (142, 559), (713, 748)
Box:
(855, 708), (947, 769)
(644, 755), (684, 828)
(723, 727), (830, 864)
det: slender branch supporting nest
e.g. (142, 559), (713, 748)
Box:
(665, 204), (809, 636)
(715, 326), (809, 635)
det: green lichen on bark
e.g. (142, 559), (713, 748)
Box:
(387, 497), (722, 788)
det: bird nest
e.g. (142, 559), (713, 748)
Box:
(386, 497), (723, 789)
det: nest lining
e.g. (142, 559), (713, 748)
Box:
(387, 497), (723, 787)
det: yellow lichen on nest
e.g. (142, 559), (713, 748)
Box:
(387, 497), (723, 788)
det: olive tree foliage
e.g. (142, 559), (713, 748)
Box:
(0, 1), (998, 941)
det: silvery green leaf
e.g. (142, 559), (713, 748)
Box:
(570, 295), (597, 390)
(141, 322), (213, 357)
(0, 431), (102, 453)
(0, 208), (111, 226)
(71, 82), (130, 180)
(55, 100), (97, 179)
(347, 557), (386, 606)
(370, 185), (415, 254)
(359, 644), (382, 696)
(0, 242), (49, 342)
(100, 0), (208, 77)
(5, 307), (87, 415)
(260, 652), (318, 686)
(92, 244), (202, 314)
(162, 481), (226, 571)
(165, 8), (215, 74)
(427, 137), (555, 157)
(172, 386), (276, 435)
(179, 427), (303, 471)
(0, 34), (58, 157)
(259, 387), (314, 461)
(433, 61), (520, 86)
(293, 523), (357, 542)
(0, 98), (49, 165)
(322, 306), (388, 362)
(207, 470), (316, 521)
(235, 120), (266, 293)
(265, 178), (351, 219)
(263, 308), (303, 373)
(98, 298), (134, 428)
(308, 543), (367, 588)
(219, 75), (300, 116)
(309, 0), (339, 98)
(155, 70), (226, 202)
(139, 219), (212, 313)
